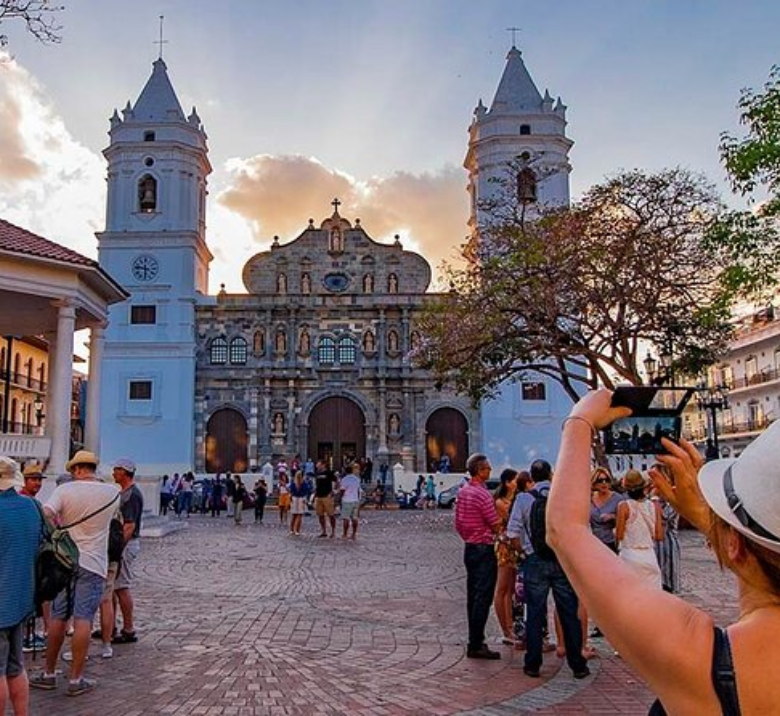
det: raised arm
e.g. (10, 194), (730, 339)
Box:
(546, 390), (720, 713)
(615, 500), (628, 545)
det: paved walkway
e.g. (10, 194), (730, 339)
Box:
(27, 509), (737, 715)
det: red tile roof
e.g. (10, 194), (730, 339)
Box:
(0, 218), (96, 267)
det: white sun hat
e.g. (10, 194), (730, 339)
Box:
(698, 419), (780, 555)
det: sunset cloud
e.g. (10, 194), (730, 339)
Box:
(218, 154), (469, 287)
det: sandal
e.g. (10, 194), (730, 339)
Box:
(111, 630), (138, 644)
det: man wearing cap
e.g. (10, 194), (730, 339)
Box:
(0, 456), (42, 715)
(30, 450), (119, 697)
(110, 458), (143, 645)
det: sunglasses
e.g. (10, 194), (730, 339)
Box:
(724, 465), (779, 543)
(593, 478), (610, 485)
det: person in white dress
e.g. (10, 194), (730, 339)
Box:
(615, 470), (663, 589)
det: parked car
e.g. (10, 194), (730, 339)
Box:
(437, 478), (500, 509)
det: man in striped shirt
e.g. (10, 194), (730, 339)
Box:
(455, 453), (501, 659)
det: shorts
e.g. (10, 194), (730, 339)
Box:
(52, 567), (105, 622)
(0, 621), (25, 678)
(341, 501), (359, 520)
(314, 495), (335, 517)
(115, 539), (141, 591)
(290, 496), (306, 515)
(102, 562), (119, 600)
(278, 493), (291, 509)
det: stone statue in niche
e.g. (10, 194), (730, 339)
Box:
(410, 331), (421, 350)
(388, 273), (398, 293)
(363, 331), (376, 352)
(277, 273), (287, 294)
(275, 330), (287, 354)
(387, 330), (399, 352)
(299, 328), (311, 355)
(301, 272), (311, 294)
(253, 330), (265, 355)
(363, 274), (374, 293)
(389, 413), (400, 435)
(273, 412), (285, 434)
(330, 227), (343, 252)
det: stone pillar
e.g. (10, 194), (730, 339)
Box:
(248, 386), (259, 470)
(48, 300), (76, 475)
(286, 378), (296, 456)
(84, 323), (105, 453)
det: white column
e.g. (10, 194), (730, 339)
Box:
(48, 300), (76, 476)
(84, 323), (105, 453)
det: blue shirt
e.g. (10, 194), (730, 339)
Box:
(0, 489), (42, 628)
(506, 480), (551, 556)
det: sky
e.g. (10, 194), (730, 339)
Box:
(1, 0), (779, 308)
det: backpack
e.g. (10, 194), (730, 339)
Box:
(33, 494), (120, 611)
(527, 488), (557, 561)
(108, 515), (125, 563)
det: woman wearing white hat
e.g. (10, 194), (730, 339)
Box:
(547, 388), (780, 715)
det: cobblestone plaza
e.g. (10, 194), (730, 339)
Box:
(27, 511), (737, 715)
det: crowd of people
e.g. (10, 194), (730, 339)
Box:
(455, 447), (682, 680)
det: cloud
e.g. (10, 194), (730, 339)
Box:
(217, 153), (469, 286)
(0, 54), (105, 258)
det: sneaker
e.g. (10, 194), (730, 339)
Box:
(66, 677), (97, 697)
(523, 666), (541, 678)
(466, 645), (501, 660)
(22, 634), (47, 653)
(111, 630), (138, 644)
(573, 667), (591, 680)
(29, 672), (58, 690)
(101, 643), (113, 659)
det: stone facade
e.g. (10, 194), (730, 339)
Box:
(194, 206), (478, 474)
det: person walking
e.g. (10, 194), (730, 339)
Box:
(232, 476), (247, 525)
(547, 389), (780, 714)
(211, 474), (225, 518)
(454, 453), (502, 660)
(506, 459), (589, 679)
(313, 461), (337, 538)
(253, 478), (268, 524)
(159, 475), (173, 516)
(0, 457), (42, 715)
(653, 487), (681, 593)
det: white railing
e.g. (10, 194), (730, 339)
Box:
(0, 434), (51, 461)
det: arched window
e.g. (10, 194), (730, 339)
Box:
(363, 330), (376, 353)
(13, 353), (20, 380)
(338, 336), (357, 364)
(387, 273), (398, 294)
(25, 358), (33, 387)
(318, 337), (336, 365)
(38, 362), (46, 389)
(517, 167), (537, 203)
(253, 330), (265, 356)
(209, 336), (228, 365)
(138, 174), (157, 212)
(387, 329), (399, 353)
(229, 337), (248, 365)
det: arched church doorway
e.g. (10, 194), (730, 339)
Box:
(308, 396), (365, 470)
(206, 408), (248, 473)
(426, 408), (468, 472)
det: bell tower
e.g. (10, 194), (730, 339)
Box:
(96, 56), (212, 474)
(464, 44), (573, 236)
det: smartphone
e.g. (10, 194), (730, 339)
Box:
(603, 386), (694, 456)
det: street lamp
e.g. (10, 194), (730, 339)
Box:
(696, 384), (729, 459)
(33, 396), (45, 428)
(643, 350), (658, 385)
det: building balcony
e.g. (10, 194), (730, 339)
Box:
(686, 416), (775, 443)
(727, 367), (780, 392)
(0, 433), (51, 461)
(0, 368), (48, 393)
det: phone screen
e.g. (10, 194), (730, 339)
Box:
(602, 415), (681, 455)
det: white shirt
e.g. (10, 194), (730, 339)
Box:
(46, 480), (120, 578)
(341, 474), (360, 503)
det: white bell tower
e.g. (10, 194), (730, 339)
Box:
(464, 44), (573, 236)
(465, 44), (577, 469)
(96, 56), (212, 475)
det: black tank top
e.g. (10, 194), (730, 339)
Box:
(648, 627), (740, 716)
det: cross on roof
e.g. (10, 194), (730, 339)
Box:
(154, 15), (169, 59)
(506, 26), (521, 48)
(331, 197), (342, 213)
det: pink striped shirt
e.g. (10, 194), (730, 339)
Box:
(455, 480), (499, 545)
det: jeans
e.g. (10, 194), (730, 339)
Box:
(464, 543), (498, 650)
(523, 554), (586, 673)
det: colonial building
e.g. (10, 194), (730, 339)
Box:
(97, 57), (476, 476)
(464, 44), (578, 468)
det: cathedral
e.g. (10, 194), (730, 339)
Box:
(97, 45), (574, 477)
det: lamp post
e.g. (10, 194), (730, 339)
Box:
(643, 350), (658, 386)
(34, 396), (45, 428)
(696, 384), (729, 457)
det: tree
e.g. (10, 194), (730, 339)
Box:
(416, 167), (778, 403)
(0, 1), (63, 48)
